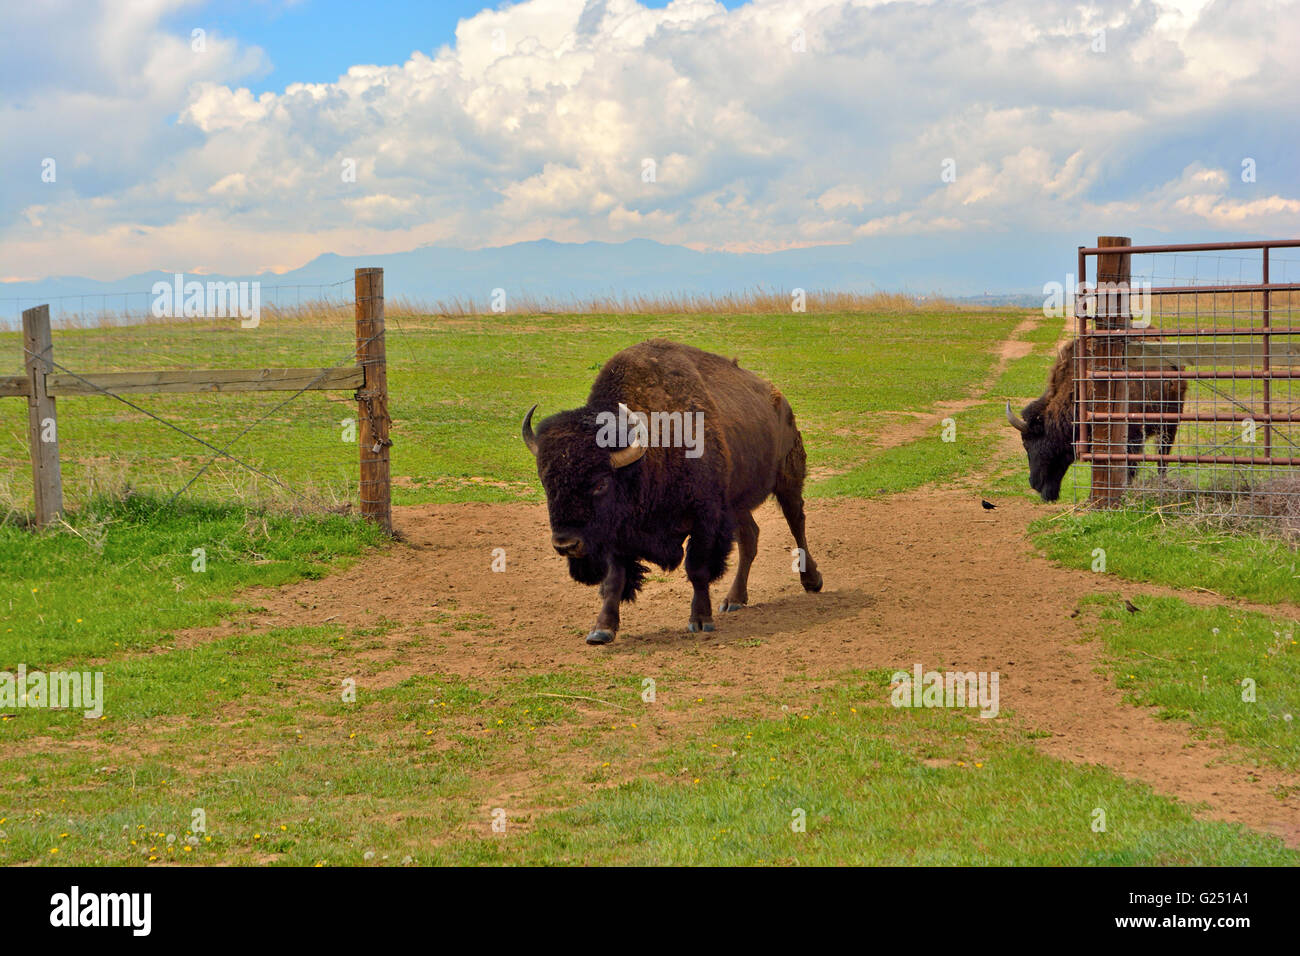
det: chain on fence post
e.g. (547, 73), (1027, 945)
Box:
(355, 268), (392, 533)
(22, 304), (63, 527)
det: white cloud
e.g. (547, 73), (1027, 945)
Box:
(2, 0), (1298, 279)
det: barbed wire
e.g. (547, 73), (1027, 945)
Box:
(21, 342), (305, 505)
(165, 328), (383, 508)
(11, 274), (377, 514)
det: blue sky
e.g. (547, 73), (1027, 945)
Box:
(1, 0), (1297, 285)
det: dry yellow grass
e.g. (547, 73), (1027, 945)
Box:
(30, 288), (967, 331)
(409, 288), (962, 316)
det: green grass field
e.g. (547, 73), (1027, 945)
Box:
(1, 309), (1027, 511)
(1, 307), (1297, 865)
(1085, 595), (1300, 772)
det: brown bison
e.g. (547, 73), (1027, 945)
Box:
(1006, 337), (1187, 501)
(521, 339), (823, 645)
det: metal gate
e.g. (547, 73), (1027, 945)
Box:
(1075, 236), (1300, 518)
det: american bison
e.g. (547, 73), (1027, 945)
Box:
(521, 339), (823, 645)
(1006, 337), (1187, 501)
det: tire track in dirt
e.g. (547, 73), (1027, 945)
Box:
(224, 491), (1300, 847)
(874, 313), (1041, 450)
(806, 313), (1043, 487)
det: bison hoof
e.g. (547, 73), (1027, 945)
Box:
(801, 570), (823, 593)
(720, 601), (746, 613)
(586, 629), (616, 646)
(687, 620), (715, 633)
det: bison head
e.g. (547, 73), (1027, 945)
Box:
(522, 402), (646, 575)
(1006, 399), (1073, 502)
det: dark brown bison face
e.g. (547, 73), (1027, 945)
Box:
(1006, 399), (1073, 502)
(521, 403), (646, 575)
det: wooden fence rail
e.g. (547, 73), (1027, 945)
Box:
(2, 268), (391, 532)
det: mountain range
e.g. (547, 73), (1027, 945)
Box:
(0, 229), (1228, 326)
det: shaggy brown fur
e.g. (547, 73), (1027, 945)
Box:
(1046, 338), (1185, 427)
(1012, 337), (1187, 501)
(522, 339), (823, 645)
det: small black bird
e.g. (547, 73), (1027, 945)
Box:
(1124, 599), (1141, 614)
(981, 499), (996, 510)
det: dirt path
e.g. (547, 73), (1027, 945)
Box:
(159, 315), (1300, 846)
(183, 310), (1300, 846)
(223, 490), (1300, 847)
(834, 313), (1042, 461)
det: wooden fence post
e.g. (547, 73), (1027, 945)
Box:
(355, 268), (392, 533)
(1089, 235), (1131, 507)
(22, 304), (63, 527)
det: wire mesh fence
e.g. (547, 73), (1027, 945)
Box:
(2, 279), (356, 370)
(1074, 238), (1300, 528)
(0, 278), (374, 521)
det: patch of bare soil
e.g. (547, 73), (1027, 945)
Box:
(223, 489), (1300, 847)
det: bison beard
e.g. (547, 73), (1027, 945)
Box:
(522, 339), (823, 645)
(566, 553), (648, 601)
(1007, 338), (1186, 502)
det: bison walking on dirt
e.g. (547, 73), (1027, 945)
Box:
(521, 339), (823, 645)
(1006, 337), (1187, 502)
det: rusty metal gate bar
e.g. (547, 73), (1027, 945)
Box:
(1074, 236), (1300, 513)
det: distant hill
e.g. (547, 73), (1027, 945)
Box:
(0, 234), (1067, 327)
(4, 228), (1240, 326)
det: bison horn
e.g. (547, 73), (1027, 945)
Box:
(1005, 401), (1027, 433)
(610, 402), (648, 468)
(521, 404), (539, 456)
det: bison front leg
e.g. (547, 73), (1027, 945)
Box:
(586, 560), (626, 646)
(1125, 425), (1144, 487)
(685, 528), (730, 634)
